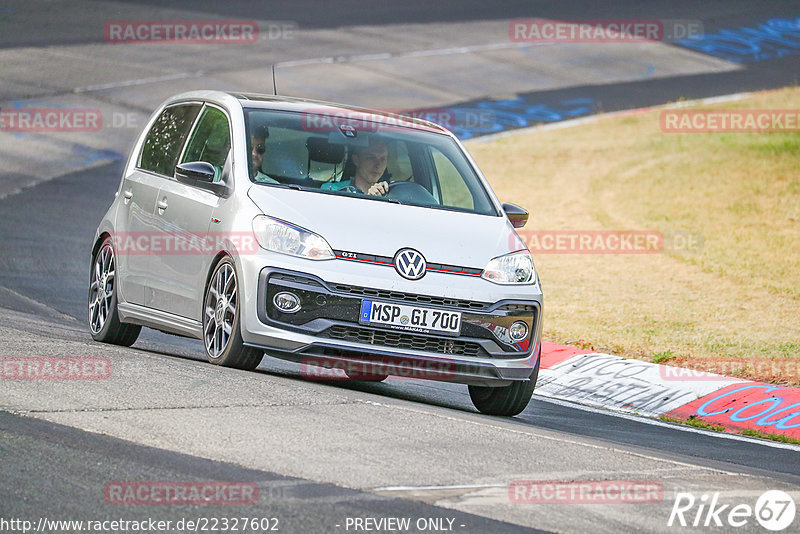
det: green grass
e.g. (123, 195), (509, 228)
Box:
(660, 415), (800, 445)
(652, 351), (674, 364)
(739, 429), (800, 445)
(660, 415), (726, 432)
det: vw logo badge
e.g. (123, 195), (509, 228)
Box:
(394, 248), (427, 280)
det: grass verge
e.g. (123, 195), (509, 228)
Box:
(660, 415), (800, 445)
(468, 87), (800, 385)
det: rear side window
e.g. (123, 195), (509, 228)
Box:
(181, 106), (231, 181)
(139, 104), (201, 176)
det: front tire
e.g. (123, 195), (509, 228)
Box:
(88, 237), (141, 346)
(203, 257), (263, 370)
(468, 347), (540, 417)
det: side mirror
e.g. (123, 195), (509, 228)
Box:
(175, 161), (229, 196)
(502, 202), (529, 228)
(175, 161), (216, 183)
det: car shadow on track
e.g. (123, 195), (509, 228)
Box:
(116, 339), (541, 420)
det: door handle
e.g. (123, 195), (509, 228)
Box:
(123, 189), (133, 199)
(157, 197), (168, 211)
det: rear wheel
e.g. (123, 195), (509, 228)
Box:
(469, 347), (540, 416)
(88, 237), (140, 346)
(203, 257), (263, 370)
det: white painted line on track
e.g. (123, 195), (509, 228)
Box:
(74, 71), (206, 93)
(70, 41), (540, 93)
(346, 52), (393, 62)
(374, 483), (505, 492)
(0, 286), (80, 323)
(273, 57), (335, 67)
(282, 41), (538, 66)
(397, 41), (537, 58)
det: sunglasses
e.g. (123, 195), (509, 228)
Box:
(253, 144), (265, 154)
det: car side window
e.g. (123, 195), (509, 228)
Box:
(139, 104), (202, 177)
(181, 106), (231, 182)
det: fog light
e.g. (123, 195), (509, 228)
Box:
(273, 291), (301, 313)
(509, 321), (529, 341)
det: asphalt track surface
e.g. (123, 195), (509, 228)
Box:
(2, 2), (800, 533)
(2, 1), (800, 47)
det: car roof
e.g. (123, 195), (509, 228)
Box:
(167, 90), (451, 135)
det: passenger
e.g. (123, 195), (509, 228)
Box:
(322, 139), (389, 196)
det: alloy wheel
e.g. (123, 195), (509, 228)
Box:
(204, 262), (237, 358)
(89, 243), (115, 334)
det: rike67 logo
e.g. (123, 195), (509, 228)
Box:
(668, 490), (796, 531)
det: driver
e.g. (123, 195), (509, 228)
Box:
(250, 125), (278, 184)
(322, 139), (389, 196)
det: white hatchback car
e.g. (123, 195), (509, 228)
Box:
(89, 91), (543, 416)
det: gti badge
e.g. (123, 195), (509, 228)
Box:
(394, 248), (427, 280)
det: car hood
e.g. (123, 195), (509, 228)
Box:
(247, 185), (525, 269)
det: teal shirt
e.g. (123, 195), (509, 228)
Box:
(321, 179), (354, 191)
(254, 171), (279, 184)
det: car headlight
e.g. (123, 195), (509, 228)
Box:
(481, 251), (536, 284)
(252, 215), (334, 260)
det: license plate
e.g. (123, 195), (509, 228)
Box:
(359, 300), (461, 336)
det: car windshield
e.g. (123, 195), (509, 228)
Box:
(243, 108), (498, 216)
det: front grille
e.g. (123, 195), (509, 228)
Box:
(331, 283), (489, 310)
(322, 325), (486, 357)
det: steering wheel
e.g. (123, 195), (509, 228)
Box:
(385, 181), (439, 206)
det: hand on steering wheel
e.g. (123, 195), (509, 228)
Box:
(366, 181), (390, 196)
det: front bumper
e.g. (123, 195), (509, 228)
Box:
(243, 267), (542, 386)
